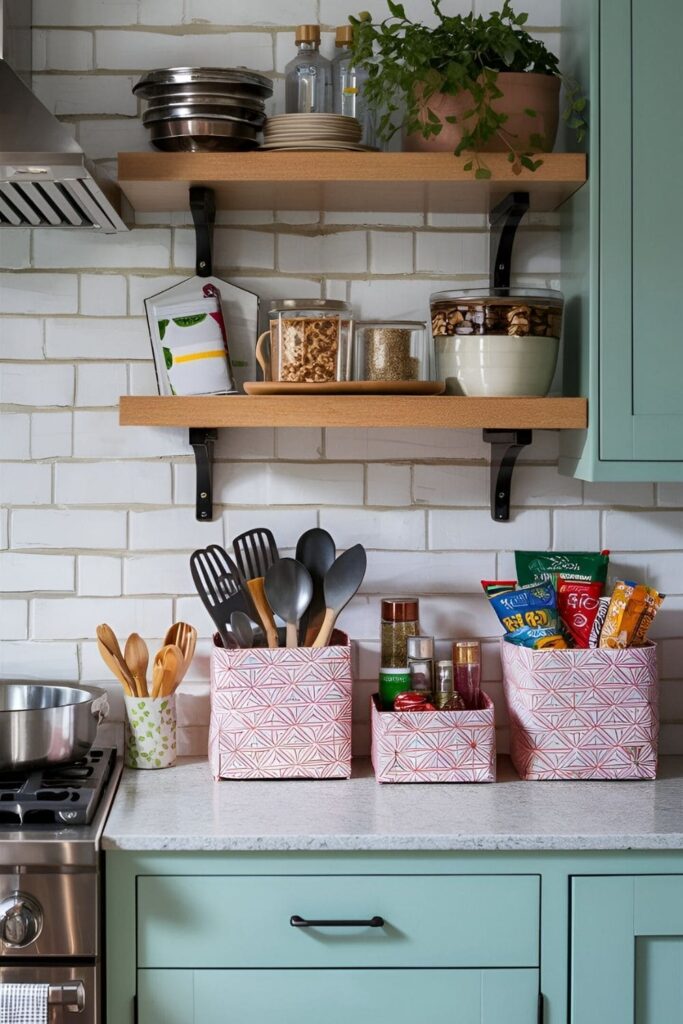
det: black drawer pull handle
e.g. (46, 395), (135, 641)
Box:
(290, 915), (384, 929)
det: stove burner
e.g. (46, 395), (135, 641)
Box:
(0, 749), (116, 827)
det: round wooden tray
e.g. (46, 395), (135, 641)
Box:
(243, 380), (446, 396)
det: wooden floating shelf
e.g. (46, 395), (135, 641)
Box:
(119, 395), (588, 431)
(117, 151), (587, 214)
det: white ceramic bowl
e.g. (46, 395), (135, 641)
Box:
(435, 334), (560, 397)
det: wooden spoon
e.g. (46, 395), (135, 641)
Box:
(164, 621), (197, 684)
(246, 577), (278, 648)
(151, 644), (183, 699)
(96, 638), (134, 696)
(96, 623), (138, 696)
(124, 633), (149, 697)
(312, 545), (367, 648)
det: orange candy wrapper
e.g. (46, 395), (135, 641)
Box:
(599, 580), (664, 649)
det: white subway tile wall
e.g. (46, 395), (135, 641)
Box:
(1, 1), (682, 760)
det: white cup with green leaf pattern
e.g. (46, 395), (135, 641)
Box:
(124, 695), (177, 769)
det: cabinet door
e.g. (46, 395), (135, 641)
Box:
(601, 0), (683, 461)
(571, 876), (683, 1022)
(138, 968), (539, 1024)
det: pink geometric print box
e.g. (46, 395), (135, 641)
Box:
(501, 640), (659, 781)
(209, 631), (352, 780)
(370, 693), (496, 783)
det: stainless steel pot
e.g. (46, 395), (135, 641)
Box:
(0, 684), (108, 772)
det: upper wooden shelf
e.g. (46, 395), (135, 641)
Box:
(117, 151), (587, 214)
(119, 395), (588, 431)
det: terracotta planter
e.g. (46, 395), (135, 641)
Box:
(405, 71), (560, 154)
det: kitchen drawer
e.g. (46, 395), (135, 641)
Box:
(138, 968), (540, 1024)
(137, 874), (539, 968)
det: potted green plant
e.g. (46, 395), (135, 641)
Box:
(349, 0), (586, 177)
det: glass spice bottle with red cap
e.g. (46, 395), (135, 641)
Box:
(380, 597), (420, 669)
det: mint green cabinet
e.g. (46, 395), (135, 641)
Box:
(571, 876), (683, 1022)
(560, 0), (683, 480)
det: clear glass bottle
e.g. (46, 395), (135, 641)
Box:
(285, 25), (332, 114)
(434, 660), (455, 710)
(380, 598), (420, 668)
(331, 24), (376, 146)
(453, 640), (482, 710)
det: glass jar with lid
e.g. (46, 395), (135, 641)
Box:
(355, 321), (430, 382)
(430, 286), (564, 397)
(380, 598), (420, 668)
(256, 299), (353, 383)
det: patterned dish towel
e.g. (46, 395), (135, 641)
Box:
(0, 984), (49, 1024)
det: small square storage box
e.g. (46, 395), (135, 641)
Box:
(501, 640), (659, 781)
(370, 693), (496, 783)
(209, 632), (352, 780)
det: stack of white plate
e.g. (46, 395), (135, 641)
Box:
(261, 114), (371, 151)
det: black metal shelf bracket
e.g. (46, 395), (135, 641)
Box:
(189, 185), (216, 278)
(189, 428), (217, 521)
(483, 429), (532, 522)
(489, 191), (530, 290)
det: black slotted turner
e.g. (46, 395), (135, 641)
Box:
(190, 546), (251, 645)
(232, 527), (279, 581)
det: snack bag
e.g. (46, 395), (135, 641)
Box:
(487, 581), (565, 648)
(505, 627), (568, 650)
(557, 577), (604, 648)
(481, 580), (517, 598)
(589, 595), (611, 648)
(631, 588), (665, 645)
(516, 550), (610, 588)
(600, 582), (664, 648)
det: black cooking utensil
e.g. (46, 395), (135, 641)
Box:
(232, 527), (279, 581)
(311, 544), (367, 647)
(295, 528), (336, 645)
(190, 546), (251, 646)
(264, 558), (313, 648)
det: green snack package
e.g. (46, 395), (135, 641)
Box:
(515, 550), (610, 588)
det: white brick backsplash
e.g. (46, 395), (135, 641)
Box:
(275, 429), (323, 460)
(224, 509), (317, 550)
(78, 117), (150, 161)
(0, 464), (52, 505)
(35, 230), (170, 270)
(128, 362), (158, 395)
(0, 230), (30, 270)
(0, 553), (74, 593)
(96, 30), (273, 71)
(348, 277), (444, 321)
(230, 462), (363, 506)
(12, 509), (126, 550)
(320, 508), (426, 550)
(31, 412), (72, 458)
(174, 228), (275, 270)
(414, 465), (488, 507)
(514, 466), (583, 506)
(511, 230), (561, 275)
(584, 481), (654, 507)
(369, 232), (414, 274)
(213, 429), (274, 460)
(55, 461), (172, 505)
(326, 211), (425, 227)
(76, 363), (128, 407)
(80, 274), (127, 316)
(128, 274), (187, 310)
(366, 464), (412, 507)
(176, 595), (214, 638)
(363, 551), (496, 594)
(604, 510), (683, 551)
(129, 509), (223, 550)
(415, 232), (488, 274)
(278, 232), (367, 274)
(0, 510), (7, 549)
(33, 0), (137, 25)
(73, 411), (187, 458)
(33, 29), (94, 70)
(657, 484), (683, 507)
(553, 509), (601, 550)
(0, 641), (79, 680)
(662, 639), (683, 679)
(0, 363), (74, 407)
(138, 0), (184, 24)
(0, 274), (78, 314)
(429, 509), (551, 551)
(0, 319), (44, 360)
(78, 555), (122, 596)
(650, 597), (683, 640)
(46, 318), (150, 360)
(186, 0), (315, 23)
(32, 597), (172, 640)
(607, 553), (683, 596)
(33, 74), (137, 115)
(0, 600), (28, 640)
(0, 414), (30, 459)
(124, 554), (193, 594)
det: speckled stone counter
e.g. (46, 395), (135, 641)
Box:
(101, 756), (683, 853)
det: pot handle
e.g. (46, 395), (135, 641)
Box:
(256, 330), (272, 382)
(91, 693), (109, 725)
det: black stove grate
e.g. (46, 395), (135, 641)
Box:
(0, 748), (116, 826)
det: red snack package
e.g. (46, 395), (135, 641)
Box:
(557, 577), (604, 648)
(394, 691), (435, 712)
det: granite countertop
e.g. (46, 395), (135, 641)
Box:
(102, 756), (683, 853)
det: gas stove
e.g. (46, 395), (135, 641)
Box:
(0, 748), (117, 828)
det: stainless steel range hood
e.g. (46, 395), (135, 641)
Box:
(0, 0), (127, 232)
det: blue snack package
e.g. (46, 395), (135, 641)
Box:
(487, 581), (560, 635)
(504, 627), (568, 650)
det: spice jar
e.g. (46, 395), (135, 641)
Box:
(453, 640), (482, 710)
(379, 667), (412, 711)
(434, 660), (454, 710)
(257, 299), (353, 383)
(380, 598), (420, 668)
(409, 658), (433, 698)
(355, 321), (430, 382)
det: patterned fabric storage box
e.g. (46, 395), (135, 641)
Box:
(501, 640), (659, 781)
(370, 693), (496, 783)
(209, 631), (352, 780)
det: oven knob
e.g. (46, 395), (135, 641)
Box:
(0, 893), (43, 948)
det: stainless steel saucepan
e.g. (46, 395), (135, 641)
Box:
(0, 683), (109, 771)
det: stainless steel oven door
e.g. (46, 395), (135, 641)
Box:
(0, 963), (97, 1023)
(0, 871), (97, 957)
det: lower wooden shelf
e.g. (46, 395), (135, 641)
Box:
(119, 395), (587, 431)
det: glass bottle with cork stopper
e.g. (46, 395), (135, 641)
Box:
(331, 24), (376, 146)
(380, 598), (420, 669)
(453, 640), (482, 710)
(285, 25), (332, 114)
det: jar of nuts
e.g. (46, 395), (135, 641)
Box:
(430, 287), (564, 397)
(256, 299), (353, 384)
(355, 321), (430, 382)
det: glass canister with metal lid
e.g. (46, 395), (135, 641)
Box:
(256, 299), (353, 383)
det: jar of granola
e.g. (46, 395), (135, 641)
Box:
(256, 299), (353, 383)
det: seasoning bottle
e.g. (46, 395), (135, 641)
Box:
(407, 635), (434, 697)
(380, 598), (420, 668)
(379, 667), (411, 711)
(331, 25), (376, 146)
(454, 640), (482, 710)
(285, 25), (332, 114)
(434, 660), (454, 710)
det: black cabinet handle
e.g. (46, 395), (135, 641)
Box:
(290, 915), (384, 929)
